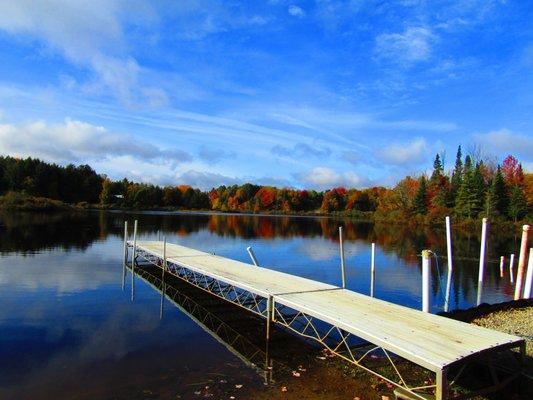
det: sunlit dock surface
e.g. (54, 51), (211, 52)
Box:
(127, 240), (525, 400)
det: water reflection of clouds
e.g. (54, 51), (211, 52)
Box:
(0, 241), (119, 293)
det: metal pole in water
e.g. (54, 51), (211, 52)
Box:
(445, 216), (453, 273)
(477, 218), (488, 305)
(339, 227), (346, 289)
(514, 225), (530, 300)
(122, 221), (128, 291)
(510, 253), (515, 283)
(247, 246), (259, 266)
(523, 248), (533, 299)
(163, 237), (167, 277)
(444, 266), (452, 312)
(422, 250), (431, 313)
(123, 221), (128, 265)
(370, 243), (375, 297)
(499, 256), (505, 278)
(131, 220), (138, 301)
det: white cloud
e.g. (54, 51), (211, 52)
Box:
(375, 137), (429, 166)
(375, 27), (436, 64)
(472, 129), (533, 165)
(0, 0), (160, 105)
(288, 5), (305, 18)
(174, 170), (242, 190)
(297, 167), (367, 190)
(0, 118), (191, 165)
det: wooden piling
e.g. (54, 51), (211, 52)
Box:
(514, 225), (531, 300)
(339, 227), (346, 289)
(510, 254), (515, 283)
(499, 256), (505, 278)
(523, 248), (533, 299)
(422, 250), (431, 313)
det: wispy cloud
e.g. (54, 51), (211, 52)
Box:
(472, 129), (533, 166)
(271, 142), (331, 158)
(375, 27), (436, 64)
(288, 5), (305, 18)
(198, 146), (236, 164)
(0, 1), (161, 106)
(375, 137), (429, 166)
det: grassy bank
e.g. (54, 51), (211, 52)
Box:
(0, 191), (78, 211)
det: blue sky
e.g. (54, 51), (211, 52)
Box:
(0, 0), (531, 190)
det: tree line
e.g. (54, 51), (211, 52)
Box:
(0, 149), (531, 222)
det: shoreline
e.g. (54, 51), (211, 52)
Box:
(0, 195), (528, 229)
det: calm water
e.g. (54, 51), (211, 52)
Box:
(0, 211), (523, 399)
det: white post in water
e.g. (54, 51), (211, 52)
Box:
(339, 227), (346, 289)
(510, 254), (515, 283)
(445, 216), (453, 273)
(370, 243), (376, 297)
(163, 237), (167, 275)
(422, 250), (431, 313)
(499, 256), (505, 278)
(123, 221), (128, 265)
(514, 225), (531, 300)
(131, 220), (138, 301)
(247, 246), (259, 266)
(478, 218), (488, 287)
(131, 220), (138, 266)
(523, 248), (533, 299)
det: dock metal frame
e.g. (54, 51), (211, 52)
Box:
(127, 241), (525, 400)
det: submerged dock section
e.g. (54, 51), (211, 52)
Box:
(125, 235), (525, 400)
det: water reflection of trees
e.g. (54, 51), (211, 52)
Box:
(1, 211), (523, 305)
(0, 211), (101, 253)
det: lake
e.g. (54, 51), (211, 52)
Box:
(0, 211), (522, 399)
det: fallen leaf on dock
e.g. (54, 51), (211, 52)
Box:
(281, 386), (288, 392)
(292, 371), (301, 377)
(235, 384), (243, 389)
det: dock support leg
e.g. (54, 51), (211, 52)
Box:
(266, 295), (273, 342)
(436, 368), (448, 400)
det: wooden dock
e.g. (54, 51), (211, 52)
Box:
(125, 238), (525, 400)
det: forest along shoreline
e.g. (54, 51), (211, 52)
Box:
(0, 146), (531, 226)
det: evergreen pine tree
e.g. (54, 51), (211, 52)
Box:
(455, 155), (473, 218)
(413, 176), (428, 215)
(430, 153), (443, 182)
(508, 185), (527, 222)
(450, 146), (463, 206)
(470, 162), (486, 217)
(485, 166), (508, 217)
